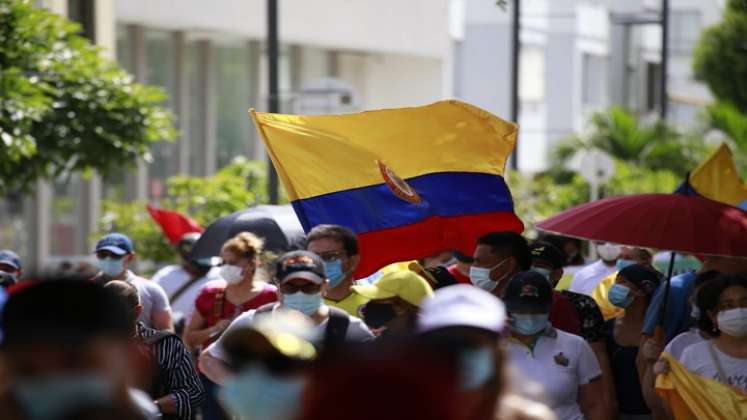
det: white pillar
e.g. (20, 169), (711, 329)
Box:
(126, 24), (149, 200)
(173, 31), (190, 175)
(198, 40), (217, 176)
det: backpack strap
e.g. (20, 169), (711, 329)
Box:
(323, 307), (350, 349)
(168, 273), (203, 306)
(212, 287), (226, 320)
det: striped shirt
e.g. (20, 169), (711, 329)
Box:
(137, 323), (204, 420)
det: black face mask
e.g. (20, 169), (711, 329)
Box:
(362, 302), (398, 329)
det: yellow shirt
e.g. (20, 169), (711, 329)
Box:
(325, 291), (370, 319)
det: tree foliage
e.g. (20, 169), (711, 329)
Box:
(552, 107), (709, 177)
(98, 158), (282, 265)
(692, 0), (747, 112)
(0, 0), (174, 193)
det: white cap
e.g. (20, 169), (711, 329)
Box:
(416, 284), (507, 334)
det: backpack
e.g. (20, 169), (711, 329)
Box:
(255, 304), (350, 350)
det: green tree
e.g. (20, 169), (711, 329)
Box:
(693, 0), (747, 112)
(0, 0), (174, 193)
(552, 107), (708, 177)
(98, 158), (283, 266)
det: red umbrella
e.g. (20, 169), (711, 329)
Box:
(536, 193), (747, 258)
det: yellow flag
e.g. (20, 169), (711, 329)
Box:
(656, 352), (747, 419)
(590, 271), (625, 321)
(685, 143), (747, 207)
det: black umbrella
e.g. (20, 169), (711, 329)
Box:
(190, 205), (306, 260)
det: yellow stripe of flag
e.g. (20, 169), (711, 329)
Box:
(250, 100), (517, 201)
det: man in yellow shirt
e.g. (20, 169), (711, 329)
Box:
(306, 224), (370, 318)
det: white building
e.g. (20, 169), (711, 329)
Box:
(4, 0), (723, 272)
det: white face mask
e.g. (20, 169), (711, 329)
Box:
(596, 243), (622, 262)
(717, 308), (747, 337)
(219, 264), (244, 284)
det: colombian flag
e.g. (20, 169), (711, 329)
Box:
(676, 143), (747, 209)
(251, 100), (524, 277)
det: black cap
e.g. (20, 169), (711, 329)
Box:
(618, 264), (661, 296)
(503, 271), (553, 312)
(276, 251), (327, 284)
(2, 280), (133, 347)
(529, 241), (566, 269)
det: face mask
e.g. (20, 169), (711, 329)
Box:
(616, 259), (636, 271)
(597, 243), (622, 262)
(608, 284), (635, 308)
(283, 291), (323, 316)
(717, 308), (747, 337)
(511, 313), (549, 336)
(459, 346), (495, 390)
(219, 264), (244, 284)
(691, 305), (701, 320)
(324, 259), (346, 289)
(14, 374), (113, 420)
(469, 259), (507, 292)
(530, 266), (552, 283)
(221, 366), (304, 420)
(97, 257), (125, 278)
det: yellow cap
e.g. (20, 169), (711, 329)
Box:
(352, 270), (434, 307)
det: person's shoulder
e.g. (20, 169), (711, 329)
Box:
(152, 264), (182, 281)
(260, 283), (278, 293)
(554, 327), (590, 348)
(200, 279), (228, 294)
(680, 339), (709, 355)
(671, 271), (697, 286)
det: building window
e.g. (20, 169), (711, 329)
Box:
(68, 0), (95, 41)
(645, 62), (662, 112)
(670, 11), (701, 53)
(519, 46), (545, 103)
(582, 54), (607, 107)
(215, 40), (253, 169)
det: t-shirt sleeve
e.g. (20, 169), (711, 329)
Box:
(576, 337), (602, 385)
(642, 283), (665, 335)
(207, 310), (256, 361)
(148, 281), (171, 313)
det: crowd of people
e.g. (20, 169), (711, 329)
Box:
(0, 224), (745, 420)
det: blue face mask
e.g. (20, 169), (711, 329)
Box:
(14, 374), (113, 420)
(608, 284), (635, 308)
(97, 257), (125, 278)
(324, 259), (346, 289)
(615, 259), (636, 271)
(283, 291), (323, 316)
(469, 259), (507, 292)
(511, 313), (549, 336)
(459, 346), (495, 390)
(221, 366), (305, 420)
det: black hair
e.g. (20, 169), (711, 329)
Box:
(477, 232), (531, 271)
(307, 224), (359, 256)
(695, 275), (747, 337)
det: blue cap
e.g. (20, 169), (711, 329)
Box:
(95, 233), (134, 256)
(0, 250), (21, 271)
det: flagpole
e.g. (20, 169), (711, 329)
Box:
(267, 0), (280, 204)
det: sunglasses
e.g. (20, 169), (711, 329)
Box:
(96, 251), (125, 260)
(280, 283), (321, 294)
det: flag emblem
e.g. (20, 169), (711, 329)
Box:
(377, 160), (422, 204)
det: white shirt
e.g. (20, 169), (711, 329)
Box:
(507, 327), (602, 420)
(664, 329), (707, 361)
(207, 305), (374, 360)
(569, 260), (617, 296)
(125, 271), (171, 328)
(153, 265), (220, 319)
(680, 341), (747, 393)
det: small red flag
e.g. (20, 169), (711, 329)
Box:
(146, 205), (204, 245)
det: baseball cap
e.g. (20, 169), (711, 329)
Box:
(503, 271), (553, 313)
(222, 310), (318, 370)
(352, 271), (434, 307)
(0, 250), (21, 271)
(416, 284), (507, 334)
(276, 251), (326, 285)
(529, 241), (565, 269)
(94, 233), (134, 256)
